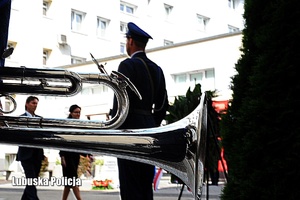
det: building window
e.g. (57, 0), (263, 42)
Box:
(97, 17), (110, 37)
(43, 1), (50, 16)
(120, 43), (125, 54)
(172, 69), (215, 93)
(43, 49), (51, 66)
(71, 56), (86, 64)
(81, 85), (108, 95)
(164, 4), (173, 17)
(120, 2), (135, 14)
(1, 96), (14, 113)
(164, 39), (174, 46)
(57, 34), (67, 45)
(190, 73), (203, 84)
(120, 22), (128, 34)
(173, 73), (204, 84)
(228, 0), (239, 9)
(174, 74), (187, 84)
(228, 25), (239, 32)
(71, 10), (85, 32)
(5, 154), (16, 170)
(197, 14), (210, 31)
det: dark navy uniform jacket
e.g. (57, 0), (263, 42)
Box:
(16, 113), (44, 162)
(113, 51), (168, 129)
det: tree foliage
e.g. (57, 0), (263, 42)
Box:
(221, 0), (300, 199)
(165, 84), (202, 124)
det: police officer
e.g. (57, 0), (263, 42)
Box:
(112, 22), (168, 200)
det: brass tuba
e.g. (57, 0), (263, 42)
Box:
(0, 62), (209, 199)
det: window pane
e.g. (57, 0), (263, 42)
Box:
(174, 74), (186, 83)
(164, 40), (173, 46)
(43, 2), (48, 15)
(99, 20), (106, 29)
(205, 69), (214, 78)
(126, 6), (133, 14)
(120, 44), (125, 54)
(71, 11), (83, 31)
(75, 13), (82, 23)
(71, 56), (85, 64)
(164, 4), (172, 15)
(98, 19), (108, 37)
(190, 73), (203, 83)
(81, 88), (90, 95)
(92, 87), (102, 94)
(43, 51), (48, 65)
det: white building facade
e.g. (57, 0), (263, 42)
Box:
(1, 0), (244, 178)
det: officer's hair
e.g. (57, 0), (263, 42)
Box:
(133, 40), (147, 48)
(25, 96), (39, 110)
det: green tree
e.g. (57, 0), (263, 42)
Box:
(165, 84), (221, 184)
(221, 1), (300, 199)
(165, 84), (202, 124)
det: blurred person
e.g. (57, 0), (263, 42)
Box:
(59, 104), (92, 200)
(16, 96), (44, 200)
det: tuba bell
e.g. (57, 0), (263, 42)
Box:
(0, 62), (210, 199)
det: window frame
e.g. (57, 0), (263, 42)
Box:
(71, 56), (86, 65)
(164, 3), (173, 16)
(164, 39), (174, 46)
(120, 22), (128, 34)
(120, 42), (126, 54)
(97, 17), (110, 37)
(43, 48), (51, 66)
(120, 2), (136, 15)
(228, 25), (239, 33)
(71, 10), (86, 32)
(197, 14), (210, 31)
(81, 85), (109, 95)
(42, 0), (51, 16)
(172, 69), (215, 92)
(228, 0), (238, 9)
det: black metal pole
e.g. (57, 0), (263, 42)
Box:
(206, 126), (209, 200)
(178, 184), (185, 200)
(0, 0), (11, 67)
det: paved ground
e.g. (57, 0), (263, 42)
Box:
(0, 176), (224, 200)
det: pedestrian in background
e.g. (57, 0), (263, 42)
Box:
(16, 96), (44, 200)
(59, 104), (92, 200)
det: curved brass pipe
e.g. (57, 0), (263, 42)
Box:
(0, 66), (141, 129)
(0, 66), (82, 96)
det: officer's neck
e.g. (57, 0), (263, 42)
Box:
(130, 50), (144, 57)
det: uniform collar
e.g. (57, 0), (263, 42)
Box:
(25, 111), (35, 117)
(131, 51), (144, 58)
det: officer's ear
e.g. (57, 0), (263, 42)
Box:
(127, 37), (134, 46)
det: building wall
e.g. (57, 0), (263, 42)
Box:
(6, 0), (244, 68)
(60, 31), (242, 102)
